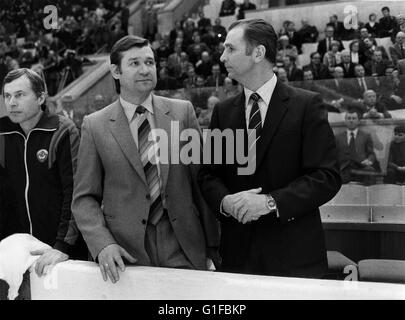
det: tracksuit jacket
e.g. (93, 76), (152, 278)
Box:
(0, 111), (80, 253)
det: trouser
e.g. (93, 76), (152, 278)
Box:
(144, 210), (193, 269)
(0, 271), (30, 300)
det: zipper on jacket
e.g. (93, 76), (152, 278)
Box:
(0, 128), (56, 235)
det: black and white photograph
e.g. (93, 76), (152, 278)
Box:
(0, 0), (404, 308)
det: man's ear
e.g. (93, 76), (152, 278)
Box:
(37, 92), (46, 106)
(109, 64), (121, 80)
(254, 45), (266, 63)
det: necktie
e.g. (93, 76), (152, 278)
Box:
(136, 106), (164, 225)
(248, 93), (262, 154)
(362, 77), (367, 91)
(349, 132), (356, 158)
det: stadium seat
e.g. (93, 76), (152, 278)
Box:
(332, 184), (368, 205)
(358, 259), (405, 284)
(320, 205), (370, 223)
(368, 184), (404, 206)
(325, 251), (357, 280)
(371, 206), (405, 224)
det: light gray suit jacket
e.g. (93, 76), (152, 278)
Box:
(72, 94), (220, 270)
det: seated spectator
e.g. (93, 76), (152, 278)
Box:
(206, 63), (225, 88)
(379, 6), (398, 40)
(156, 67), (179, 91)
(298, 19), (319, 43)
(282, 55), (303, 82)
(303, 52), (330, 80)
(363, 37), (389, 63)
(364, 49), (393, 76)
(335, 109), (381, 184)
(197, 12), (211, 34)
(219, 0), (236, 17)
(389, 31), (405, 67)
(222, 76), (240, 99)
(183, 65), (199, 89)
(285, 21), (302, 54)
(198, 95), (220, 127)
(187, 32), (210, 64)
(378, 68), (405, 110)
(327, 14), (345, 40)
(278, 35), (298, 61)
(213, 18), (227, 42)
(169, 21), (183, 48)
(347, 64), (379, 99)
(349, 39), (366, 65)
(237, 0), (256, 20)
(396, 14), (405, 35)
(323, 40), (343, 74)
(357, 27), (370, 55)
(189, 75), (211, 115)
(201, 25), (219, 49)
(337, 50), (356, 78)
(361, 90), (392, 119)
(386, 124), (405, 184)
(317, 25), (343, 60)
(195, 51), (213, 78)
(167, 42), (184, 78)
(365, 13), (382, 38)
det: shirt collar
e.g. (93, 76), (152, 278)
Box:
(120, 95), (153, 122)
(347, 128), (358, 137)
(244, 74), (277, 109)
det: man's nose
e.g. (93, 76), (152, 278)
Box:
(8, 96), (17, 106)
(139, 63), (150, 74)
(220, 51), (226, 63)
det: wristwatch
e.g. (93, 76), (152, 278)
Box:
(265, 194), (277, 213)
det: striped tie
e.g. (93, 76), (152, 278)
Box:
(136, 105), (164, 225)
(248, 92), (262, 149)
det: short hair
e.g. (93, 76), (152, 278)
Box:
(2, 68), (47, 111)
(346, 108), (361, 119)
(228, 18), (278, 64)
(349, 39), (359, 51)
(110, 35), (152, 94)
(394, 124), (405, 134)
(369, 13), (376, 20)
(310, 52), (321, 59)
(381, 6), (390, 12)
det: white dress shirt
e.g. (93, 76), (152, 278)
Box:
(346, 128), (358, 145)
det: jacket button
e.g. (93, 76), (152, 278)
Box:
(141, 219), (147, 225)
(146, 194), (150, 200)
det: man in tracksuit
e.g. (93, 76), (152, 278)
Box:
(0, 68), (81, 282)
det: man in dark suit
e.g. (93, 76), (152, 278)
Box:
(336, 50), (356, 78)
(389, 31), (405, 66)
(198, 19), (341, 279)
(346, 64), (379, 99)
(282, 55), (303, 82)
(335, 109), (380, 184)
(317, 25), (343, 60)
(364, 49), (392, 76)
(327, 14), (345, 40)
(303, 52), (330, 80)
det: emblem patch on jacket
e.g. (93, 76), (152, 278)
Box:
(36, 149), (48, 163)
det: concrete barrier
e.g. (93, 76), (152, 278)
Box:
(30, 260), (405, 300)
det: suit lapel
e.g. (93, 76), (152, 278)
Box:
(109, 100), (148, 187)
(152, 94), (171, 191)
(255, 81), (289, 171)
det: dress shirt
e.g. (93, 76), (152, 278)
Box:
(346, 128), (358, 145)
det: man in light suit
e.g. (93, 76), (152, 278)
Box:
(72, 36), (219, 283)
(198, 19), (341, 278)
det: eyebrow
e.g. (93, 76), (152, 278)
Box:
(224, 43), (233, 48)
(4, 90), (25, 95)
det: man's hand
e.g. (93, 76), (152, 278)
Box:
(30, 248), (69, 277)
(223, 188), (270, 224)
(361, 159), (373, 167)
(98, 244), (137, 284)
(206, 258), (216, 271)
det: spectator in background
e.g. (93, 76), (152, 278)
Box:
(361, 89), (391, 119)
(198, 95), (220, 127)
(379, 6), (398, 40)
(348, 64), (378, 99)
(167, 41), (184, 78)
(317, 25), (343, 60)
(189, 75), (211, 116)
(142, 0), (158, 41)
(206, 63), (225, 88)
(120, 0), (130, 35)
(363, 37), (389, 63)
(183, 65), (199, 89)
(335, 109), (380, 184)
(169, 21), (184, 48)
(327, 14), (345, 40)
(395, 14), (405, 35)
(187, 32), (210, 64)
(349, 39), (365, 65)
(277, 35), (298, 62)
(197, 12), (211, 34)
(323, 40), (343, 75)
(285, 21), (302, 54)
(365, 13), (382, 38)
(364, 49), (392, 77)
(337, 50), (356, 78)
(276, 67), (288, 83)
(219, 0), (236, 17)
(222, 76), (240, 98)
(155, 67), (179, 91)
(386, 124), (405, 184)
(282, 55), (303, 82)
(303, 52), (330, 80)
(213, 18), (227, 42)
(389, 31), (405, 67)
(379, 68), (405, 110)
(237, 0), (256, 20)
(195, 51), (213, 79)
(298, 18), (319, 43)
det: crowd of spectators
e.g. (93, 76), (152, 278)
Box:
(0, 0), (130, 95)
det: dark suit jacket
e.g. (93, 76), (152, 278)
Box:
(198, 81), (341, 278)
(389, 44), (405, 65)
(287, 65), (303, 82)
(346, 77), (379, 99)
(336, 62), (356, 78)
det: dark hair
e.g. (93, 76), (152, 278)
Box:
(381, 6), (390, 12)
(349, 39), (359, 51)
(310, 52), (321, 59)
(110, 35), (152, 94)
(228, 18), (278, 64)
(2, 68), (47, 111)
(346, 107), (361, 119)
(369, 13), (376, 20)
